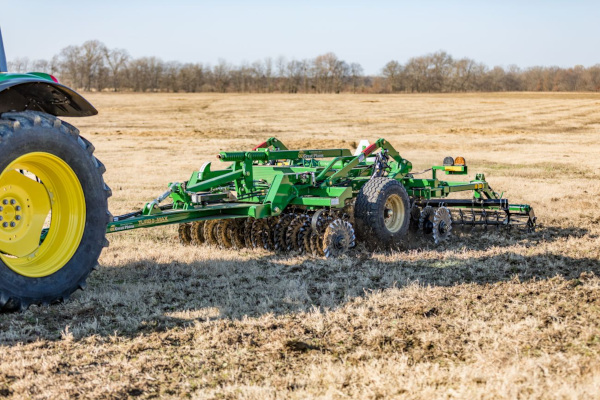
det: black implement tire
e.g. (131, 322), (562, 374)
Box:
(0, 111), (110, 312)
(354, 177), (410, 249)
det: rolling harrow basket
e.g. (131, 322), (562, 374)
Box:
(0, 29), (535, 311)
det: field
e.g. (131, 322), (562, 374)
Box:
(1, 92), (600, 399)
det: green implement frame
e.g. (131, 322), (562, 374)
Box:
(107, 138), (535, 233)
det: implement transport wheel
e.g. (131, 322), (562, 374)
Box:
(354, 177), (410, 249)
(0, 111), (110, 312)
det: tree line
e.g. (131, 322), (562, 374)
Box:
(8, 40), (600, 93)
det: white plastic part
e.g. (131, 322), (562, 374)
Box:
(354, 139), (376, 162)
(354, 140), (371, 156)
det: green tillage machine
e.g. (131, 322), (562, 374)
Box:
(107, 137), (536, 256)
(0, 27), (534, 311)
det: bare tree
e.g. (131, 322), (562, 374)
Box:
(450, 58), (481, 91)
(382, 61), (402, 92)
(35, 41), (600, 93)
(79, 40), (107, 90)
(285, 59), (303, 93)
(104, 48), (129, 91)
(58, 45), (83, 88)
(213, 59), (230, 93)
(313, 53), (347, 93)
(263, 57), (274, 93)
(8, 57), (30, 73)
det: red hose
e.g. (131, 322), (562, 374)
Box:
(252, 141), (268, 151)
(361, 143), (377, 156)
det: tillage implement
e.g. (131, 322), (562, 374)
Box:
(109, 137), (535, 254)
(0, 29), (535, 311)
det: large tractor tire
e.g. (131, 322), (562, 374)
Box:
(0, 111), (110, 312)
(354, 177), (410, 249)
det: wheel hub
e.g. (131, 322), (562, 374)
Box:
(0, 170), (51, 258)
(438, 221), (447, 235)
(0, 152), (85, 278)
(383, 194), (405, 233)
(333, 234), (345, 249)
(0, 198), (23, 229)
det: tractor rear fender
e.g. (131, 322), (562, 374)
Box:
(0, 78), (97, 117)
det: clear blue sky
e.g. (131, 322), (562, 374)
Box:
(1, 0), (599, 74)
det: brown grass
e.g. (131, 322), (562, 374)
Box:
(1, 92), (599, 399)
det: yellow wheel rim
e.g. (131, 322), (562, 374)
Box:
(383, 194), (405, 233)
(0, 152), (85, 278)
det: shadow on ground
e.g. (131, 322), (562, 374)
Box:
(0, 225), (596, 344)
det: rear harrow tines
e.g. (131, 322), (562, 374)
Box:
(178, 223), (193, 245)
(479, 208), (489, 229)
(457, 209), (466, 226)
(190, 220), (206, 245)
(449, 208), (485, 229)
(447, 207), (528, 231)
(506, 213), (536, 232)
(494, 210), (502, 228)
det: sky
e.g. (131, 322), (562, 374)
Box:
(1, 0), (599, 75)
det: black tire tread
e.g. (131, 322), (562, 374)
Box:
(354, 177), (410, 250)
(0, 111), (111, 312)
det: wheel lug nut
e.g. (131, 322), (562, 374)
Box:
(9, 222), (15, 228)
(0, 216), (3, 221)
(2, 222), (7, 228)
(10, 199), (15, 205)
(2, 199), (7, 205)
(15, 206), (21, 211)
(0, 206), (3, 211)
(15, 215), (21, 221)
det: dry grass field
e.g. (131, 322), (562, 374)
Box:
(1, 92), (600, 399)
